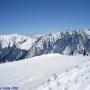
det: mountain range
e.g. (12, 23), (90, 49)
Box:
(0, 29), (90, 63)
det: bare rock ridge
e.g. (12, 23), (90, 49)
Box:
(0, 29), (90, 63)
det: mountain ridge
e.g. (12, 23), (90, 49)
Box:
(0, 29), (90, 63)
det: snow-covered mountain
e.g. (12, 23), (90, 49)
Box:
(0, 54), (90, 90)
(0, 29), (90, 63)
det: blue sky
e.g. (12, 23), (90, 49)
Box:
(0, 0), (90, 35)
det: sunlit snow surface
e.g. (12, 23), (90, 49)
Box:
(0, 54), (90, 90)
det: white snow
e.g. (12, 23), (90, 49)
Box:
(0, 34), (37, 50)
(0, 54), (90, 90)
(37, 57), (90, 90)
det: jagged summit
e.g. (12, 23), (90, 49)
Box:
(0, 29), (90, 63)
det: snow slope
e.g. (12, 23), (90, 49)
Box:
(0, 54), (90, 90)
(37, 57), (90, 90)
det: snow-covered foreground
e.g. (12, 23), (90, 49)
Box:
(0, 54), (90, 90)
(37, 56), (90, 90)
